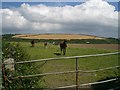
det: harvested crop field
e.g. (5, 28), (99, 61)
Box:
(12, 34), (105, 40)
(68, 44), (119, 50)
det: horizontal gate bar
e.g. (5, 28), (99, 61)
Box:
(12, 66), (120, 79)
(3, 52), (120, 65)
(50, 78), (118, 89)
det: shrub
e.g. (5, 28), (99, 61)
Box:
(2, 42), (41, 89)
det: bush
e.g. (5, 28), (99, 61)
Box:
(2, 42), (41, 89)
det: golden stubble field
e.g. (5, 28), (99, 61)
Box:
(12, 34), (105, 40)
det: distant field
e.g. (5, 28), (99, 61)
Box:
(69, 44), (118, 50)
(12, 34), (105, 40)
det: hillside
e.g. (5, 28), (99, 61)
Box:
(2, 34), (119, 44)
(12, 34), (105, 40)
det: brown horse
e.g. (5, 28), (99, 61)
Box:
(44, 42), (48, 48)
(31, 40), (35, 47)
(60, 40), (67, 55)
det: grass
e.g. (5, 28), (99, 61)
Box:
(13, 42), (119, 88)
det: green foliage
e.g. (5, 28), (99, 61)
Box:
(2, 42), (42, 89)
(67, 39), (119, 44)
(2, 42), (28, 61)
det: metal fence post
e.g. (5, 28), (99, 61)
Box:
(2, 64), (7, 89)
(76, 57), (79, 90)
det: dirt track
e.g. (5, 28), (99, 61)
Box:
(68, 44), (119, 50)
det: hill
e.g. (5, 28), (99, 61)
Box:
(2, 34), (119, 44)
(12, 34), (105, 40)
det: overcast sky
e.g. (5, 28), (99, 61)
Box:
(1, 0), (119, 38)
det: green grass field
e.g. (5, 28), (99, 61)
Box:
(13, 42), (119, 88)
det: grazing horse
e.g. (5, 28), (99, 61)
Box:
(60, 40), (67, 55)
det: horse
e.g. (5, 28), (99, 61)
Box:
(31, 40), (35, 47)
(44, 42), (48, 48)
(60, 40), (67, 55)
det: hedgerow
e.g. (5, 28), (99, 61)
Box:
(2, 42), (42, 89)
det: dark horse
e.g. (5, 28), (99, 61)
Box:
(44, 42), (47, 48)
(60, 40), (67, 55)
(31, 40), (35, 47)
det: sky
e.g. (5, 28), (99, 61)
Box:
(1, 0), (120, 38)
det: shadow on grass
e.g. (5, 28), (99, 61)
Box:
(54, 52), (61, 56)
(91, 76), (120, 90)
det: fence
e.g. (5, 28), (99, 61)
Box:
(2, 52), (120, 90)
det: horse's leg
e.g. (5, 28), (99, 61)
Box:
(60, 47), (62, 54)
(32, 44), (33, 47)
(33, 44), (35, 47)
(63, 48), (66, 55)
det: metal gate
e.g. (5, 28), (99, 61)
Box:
(2, 52), (120, 90)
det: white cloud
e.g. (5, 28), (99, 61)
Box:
(2, 9), (27, 28)
(1, 0), (118, 37)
